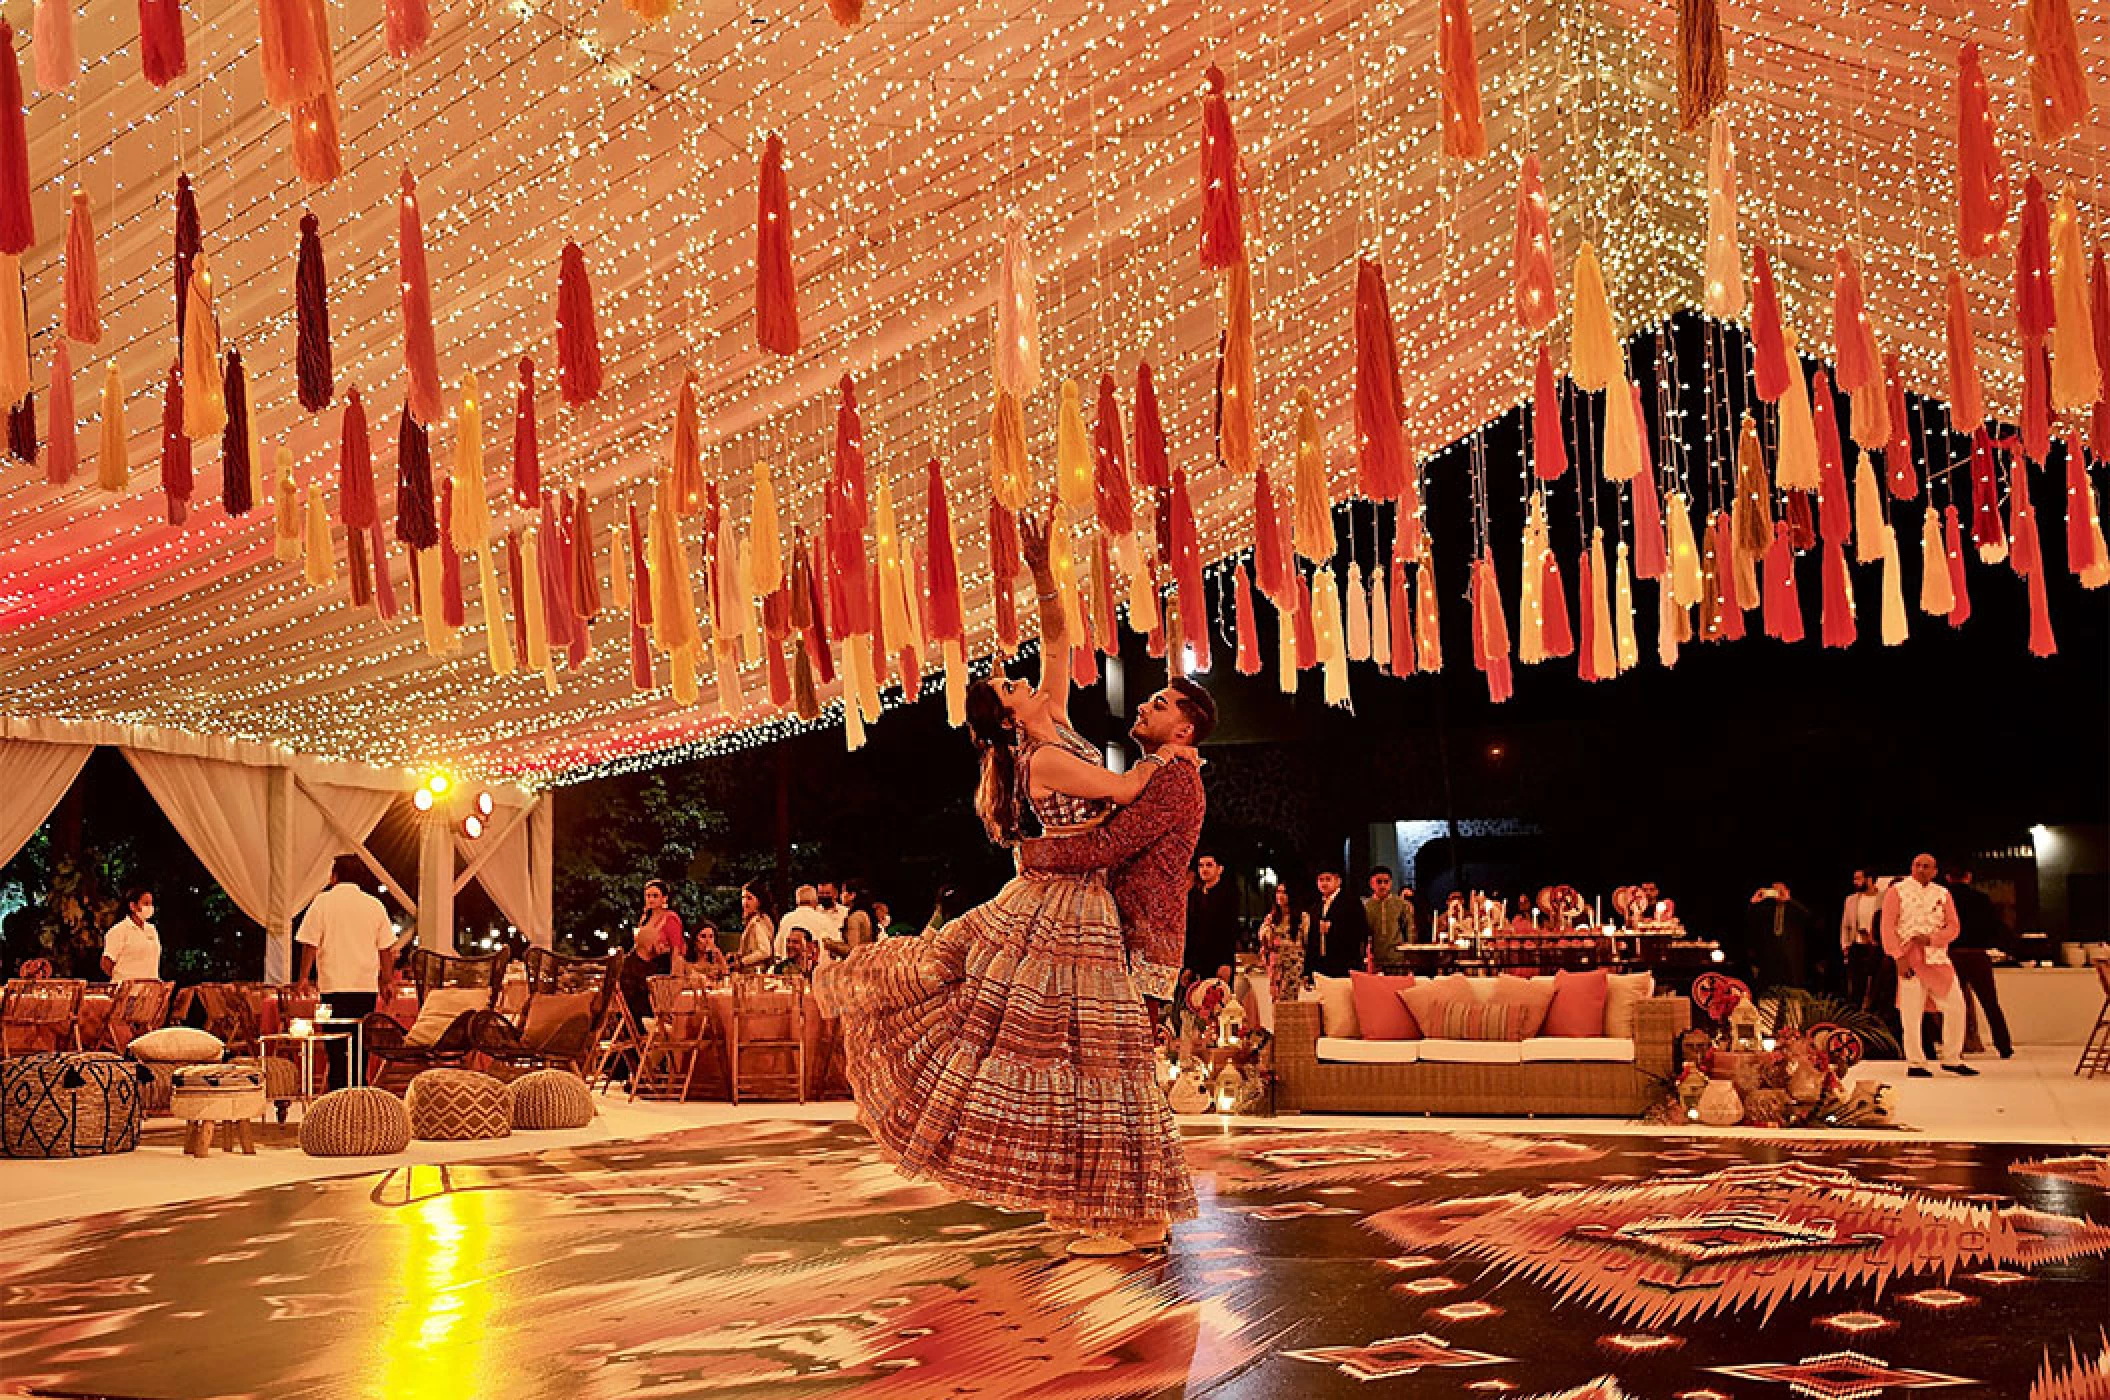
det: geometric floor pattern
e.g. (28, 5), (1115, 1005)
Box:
(2, 1126), (2107, 1398)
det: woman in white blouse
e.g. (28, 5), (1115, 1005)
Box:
(101, 888), (162, 982)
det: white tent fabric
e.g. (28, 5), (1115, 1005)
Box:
(455, 795), (556, 950)
(0, 739), (94, 871)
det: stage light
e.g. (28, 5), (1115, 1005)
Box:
(413, 788), (434, 812)
(476, 791), (494, 817)
(426, 773), (451, 795)
(463, 814), (484, 839)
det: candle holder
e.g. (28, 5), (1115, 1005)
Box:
(289, 1018), (314, 1038)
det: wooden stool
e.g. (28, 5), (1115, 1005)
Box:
(170, 1066), (265, 1159)
(183, 1116), (257, 1157)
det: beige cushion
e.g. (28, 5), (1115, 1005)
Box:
(1418, 1038), (1525, 1064)
(1312, 974), (1360, 1039)
(1490, 975), (1558, 1037)
(1316, 1037), (1421, 1065)
(1398, 974), (1470, 1036)
(126, 1027), (224, 1065)
(1519, 1036), (1637, 1063)
(406, 1069), (512, 1141)
(404, 988), (491, 1048)
(1603, 973), (1656, 1038)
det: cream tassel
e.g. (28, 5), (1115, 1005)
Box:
(273, 449), (302, 561)
(1601, 361), (1643, 482)
(1879, 526), (1908, 645)
(1124, 546), (1159, 633)
(1773, 331), (1822, 491)
(1852, 456), (1889, 564)
(1311, 565), (1351, 708)
(415, 547), (450, 656)
(1702, 115), (1744, 318)
(1056, 378), (1093, 519)
(1344, 562), (1371, 661)
(478, 547), (515, 675)
(1369, 556), (1392, 667)
(96, 361), (126, 492)
(943, 638), (967, 725)
(1587, 529), (1616, 673)
(1613, 540), (1641, 671)
(303, 485), (334, 587)
(1918, 508), (1955, 615)
(1668, 495), (1704, 608)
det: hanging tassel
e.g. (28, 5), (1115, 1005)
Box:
(989, 503), (1021, 656)
(1785, 487), (1816, 552)
(1711, 512), (1747, 640)
(1749, 247), (1790, 400)
(1697, 516), (1724, 642)
(257, 0), (329, 111)
(1668, 492), (1704, 608)
(1569, 243), (1623, 392)
(1820, 533), (1855, 647)
(1252, 468), (1290, 605)
(1513, 155), (1556, 333)
(748, 460), (785, 602)
(1774, 332), (1821, 492)
(34, 0), (78, 92)
(1602, 360), (1645, 483)
(172, 174), (200, 349)
(1677, 0), (1728, 132)
(0, 24), (33, 256)
(1542, 531), (1576, 658)
(1878, 526), (1908, 645)
(1830, 246), (1881, 393)
(993, 211), (1040, 398)
(511, 357), (539, 507)
(45, 343), (75, 486)
(7, 390), (30, 462)
(2025, 553), (2057, 656)
(1054, 377), (1093, 518)
(1528, 352), (1569, 489)
(2094, 248), (2110, 461)
(1942, 506), (1972, 626)
(1882, 353), (1917, 499)
(2049, 191), (2099, 409)
(159, 364), (189, 525)
(1389, 556), (1416, 677)
(522, 527), (558, 687)
(371, 522), (398, 621)
(1414, 545), (1443, 672)
(2016, 175), (2054, 345)
(754, 133), (800, 357)
(181, 257), (225, 438)
(1344, 561), (1371, 661)
(294, 211), (332, 411)
(1657, 574), (1686, 668)
(1759, 523), (1803, 643)
(1918, 507), (1954, 615)
(397, 171), (442, 425)
(1198, 65), (1245, 271)
(2021, 340), (2053, 465)
(1438, 0), (1486, 161)
(1813, 368), (1852, 544)
(2010, 454), (2043, 579)
(1580, 531), (1615, 678)
(0, 253), (24, 407)
(556, 241), (602, 406)
(1703, 115), (1743, 318)
(1518, 506), (1546, 665)
(824, 0), (862, 27)
(1852, 453), (1888, 565)
(395, 404), (437, 549)
(1354, 259), (1408, 500)
(988, 391), (1029, 514)
(450, 374), (485, 548)
(923, 462), (969, 721)
(219, 349), (251, 514)
(62, 192), (99, 344)
(383, 0), (432, 60)
(1369, 551), (1392, 667)
(2067, 447), (2109, 585)
(336, 386), (375, 529)
(667, 369), (704, 515)
(573, 488), (602, 624)
(1221, 255), (1258, 477)
(273, 449), (302, 561)
(1945, 271), (1985, 429)
(139, 0), (187, 86)
(1226, 562), (1259, 676)
(1310, 565), (1351, 707)
(96, 362), (125, 492)
(1292, 387), (1333, 561)
(1731, 418), (1772, 606)
(289, 0), (341, 187)
(608, 510), (632, 613)
(1169, 469), (1211, 674)
(299, 484), (333, 587)
(1956, 43), (2009, 260)
(1470, 558), (1512, 702)
(1613, 540), (1642, 668)
(2024, 0), (2091, 144)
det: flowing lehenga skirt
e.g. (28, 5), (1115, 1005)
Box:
(814, 868), (1196, 1232)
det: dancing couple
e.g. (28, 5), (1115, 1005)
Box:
(815, 513), (1214, 1257)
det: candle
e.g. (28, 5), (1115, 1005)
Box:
(289, 1018), (314, 1038)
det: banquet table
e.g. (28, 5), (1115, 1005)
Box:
(1991, 967), (2106, 1046)
(684, 984), (847, 1100)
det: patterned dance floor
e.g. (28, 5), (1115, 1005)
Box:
(4, 1122), (2109, 1399)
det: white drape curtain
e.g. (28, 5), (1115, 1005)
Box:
(0, 739), (94, 870)
(455, 796), (553, 948)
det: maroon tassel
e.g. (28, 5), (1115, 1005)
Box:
(1389, 558), (1416, 677)
(2021, 340), (2052, 464)
(627, 502), (653, 629)
(1785, 488), (1816, 552)
(1198, 65), (1244, 272)
(0, 24), (34, 256)
(219, 349), (251, 514)
(394, 403), (436, 549)
(173, 174), (200, 352)
(295, 211), (333, 412)
(1943, 505), (1971, 627)
(756, 133), (800, 356)
(346, 525), (372, 608)
(437, 482), (465, 628)
(337, 386), (375, 529)
(556, 241), (602, 405)
(138, 0), (187, 88)
(1968, 426), (2004, 557)
(1819, 537), (1854, 647)
(1293, 571), (1317, 671)
(158, 366), (189, 525)
(8, 388), (34, 463)
(511, 356), (538, 507)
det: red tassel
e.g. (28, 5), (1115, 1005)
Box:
(1132, 360), (1170, 493)
(1956, 43), (2009, 260)
(0, 25), (31, 257)
(1814, 369), (1852, 544)
(397, 171), (441, 426)
(138, 0), (187, 87)
(62, 192), (98, 344)
(1762, 524), (1804, 642)
(1575, 547), (1600, 678)
(826, 0), (864, 27)
(1966, 427), (2005, 557)
(1471, 559), (1512, 702)
(383, 0), (432, 60)
(2094, 247), (2110, 461)
(46, 343), (75, 486)
(1438, 0), (1487, 162)
(439, 482), (465, 629)
(511, 357), (539, 507)
(1712, 512), (1746, 640)
(2010, 456), (2042, 578)
(2022, 339), (2053, 464)
(2026, 556), (2057, 656)
(537, 494), (573, 653)
(2016, 175), (2054, 345)
(556, 241), (603, 406)
(219, 349), (251, 514)
(924, 461), (965, 643)
(1883, 353), (1917, 499)
(1354, 259), (1408, 501)
(1389, 558), (1416, 677)
(159, 364), (190, 525)
(1198, 65), (1244, 272)
(337, 386), (374, 529)
(1677, 0), (1728, 132)
(1831, 247), (1879, 393)
(627, 501), (653, 630)
(1786, 488), (1816, 552)
(1234, 563), (1262, 675)
(1253, 469), (1290, 605)
(1092, 373), (1135, 538)
(395, 404), (436, 549)
(1632, 458), (1666, 582)
(1532, 343), (1568, 481)
(1513, 154), (1556, 333)
(573, 488), (601, 623)
(172, 174), (200, 350)
(1943, 506), (1972, 626)
(1750, 247), (1791, 401)
(1820, 537), (1854, 647)
(1170, 468), (1210, 672)
(826, 377), (872, 641)
(1541, 545), (1575, 657)
(295, 211), (332, 412)
(2066, 448), (2102, 579)
(258, 0), (328, 111)
(1293, 570), (1317, 670)
(669, 370), (703, 515)
(755, 134), (800, 356)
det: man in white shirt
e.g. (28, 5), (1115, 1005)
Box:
(1839, 869), (1883, 1008)
(296, 856), (401, 1020)
(776, 885), (837, 960)
(1881, 854), (1972, 1078)
(101, 888), (162, 982)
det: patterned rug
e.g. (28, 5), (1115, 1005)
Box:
(3, 1123), (2108, 1399)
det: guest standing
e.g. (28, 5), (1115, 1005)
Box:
(838, 883), (877, 955)
(295, 857), (400, 1086)
(1365, 867), (1412, 973)
(1746, 882), (1814, 995)
(776, 885), (837, 960)
(1839, 869), (1884, 1007)
(1944, 865), (2014, 1060)
(1881, 854), (1974, 1078)
(736, 883), (778, 970)
(1185, 854), (1239, 983)
(1310, 868), (1371, 977)
(1258, 885), (1308, 989)
(101, 888), (162, 982)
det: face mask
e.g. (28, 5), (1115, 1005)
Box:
(138, 905), (155, 922)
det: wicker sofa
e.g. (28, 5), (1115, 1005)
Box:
(1275, 994), (1690, 1117)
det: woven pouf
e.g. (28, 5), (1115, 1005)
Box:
(299, 1088), (413, 1157)
(406, 1069), (512, 1142)
(1, 1053), (145, 1159)
(508, 1070), (595, 1130)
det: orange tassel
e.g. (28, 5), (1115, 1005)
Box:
(1703, 115), (1743, 318)
(397, 171), (441, 426)
(1234, 563), (1262, 676)
(258, 0), (329, 112)
(556, 241), (603, 406)
(1199, 65), (1244, 272)
(383, 0), (431, 60)
(671, 370), (703, 516)
(289, 0), (342, 187)
(34, 0), (78, 92)
(1814, 368), (1852, 545)
(1414, 545), (1443, 672)
(1291, 387), (1334, 561)
(1749, 246), (1790, 401)
(2009, 456), (2042, 579)
(1945, 271), (1985, 430)
(46, 342), (74, 485)
(826, 0), (862, 28)
(1221, 256), (1258, 477)
(2026, 555), (2057, 656)
(62, 191), (98, 345)
(1955, 43), (2008, 260)
(1354, 259), (1408, 501)
(1513, 155), (1556, 333)
(1471, 558), (1512, 702)
(2024, 0), (2091, 144)
(1831, 247), (1881, 393)
(1677, 0), (1729, 132)
(2049, 191), (2098, 410)
(756, 133), (800, 356)
(1254, 469), (1291, 606)
(1438, 0), (1486, 162)
(1570, 243), (1623, 392)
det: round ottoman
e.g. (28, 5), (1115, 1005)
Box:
(1, 1053), (145, 1159)
(127, 1027), (226, 1117)
(406, 1069), (512, 1142)
(299, 1087), (412, 1157)
(509, 1070), (595, 1130)
(170, 1064), (266, 1157)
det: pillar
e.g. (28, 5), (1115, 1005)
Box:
(418, 816), (456, 954)
(528, 792), (555, 950)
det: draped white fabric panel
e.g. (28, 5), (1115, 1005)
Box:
(0, 739), (94, 871)
(455, 796), (552, 949)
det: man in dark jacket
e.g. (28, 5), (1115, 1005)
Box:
(1184, 853), (1240, 984)
(1309, 867), (1371, 977)
(1745, 882), (1815, 996)
(1944, 865), (2014, 1059)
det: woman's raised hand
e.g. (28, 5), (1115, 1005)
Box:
(1018, 512), (1052, 576)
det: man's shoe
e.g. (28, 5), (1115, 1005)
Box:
(1907, 1067), (1933, 1078)
(1998, 1048), (2015, 1060)
(1942, 1063), (1980, 1077)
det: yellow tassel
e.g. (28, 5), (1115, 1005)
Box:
(1274, 592), (1299, 693)
(1311, 564), (1351, 708)
(1703, 115), (1744, 319)
(1852, 455), (1888, 565)
(650, 501), (699, 657)
(415, 547), (450, 656)
(1414, 544), (1444, 671)
(1613, 540), (1640, 672)
(1773, 331), (1821, 492)
(1601, 358), (1642, 481)
(715, 636), (743, 713)
(1221, 255), (1258, 477)
(1918, 508), (1954, 615)
(608, 518), (631, 612)
(1047, 511), (1085, 644)
(1657, 577), (1684, 667)
(1879, 525), (1908, 645)
(1569, 243), (1623, 392)
(97, 361), (126, 492)
(181, 256), (225, 438)
(843, 645), (868, 752)
(274, 449), (302, 561)
(450, 374), (487, 551)
(1517, 496), (1547, 665)
(1056, 378), (1093, 519)
(737, 536), (765, 663)
(1292, 386), (1333, 561)
(303, 485), (334, 587)
(2048, 189), (2099, 410)
(671, 644), (699, 706)
(0, 254), (26, 407)
(748, 460), (783, 596)
(1668, 493), (1705, 608)
(1587, 529), (1616, 670)
(989, 391), (1029, 514)
(522, 529), (555, 679)
(2080, 484), (2110, 590)
(1120, 538), (1158, 633)
(478, 547), (515, 675)
(943, 638), (967, 725)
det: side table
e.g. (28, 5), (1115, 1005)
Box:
(259, 1033), (349, 1121)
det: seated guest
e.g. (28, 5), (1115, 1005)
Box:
(101, 887), (162, 982)
(775, 885), (837, 961)
(1440, 889), (1469, 935)
(773, 927), (829, 978)
(676, 918), (729, 978)
(736, 883), (778, 970)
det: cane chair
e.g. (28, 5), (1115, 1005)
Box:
(100, 979), (174, 1051)
(2077, 960), (2110, 1079)
(728, 974), (806, 1104)
(469, 950), (622, 1081)
(590, 995), (645, 1093)
(364, 949), (509, 1091)
(194, 982), (270, 1055)
(0, 978), (85, 1057)
(632, 976), (726, 1101)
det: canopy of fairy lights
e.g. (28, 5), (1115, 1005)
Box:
(0, 0), (2101, 784)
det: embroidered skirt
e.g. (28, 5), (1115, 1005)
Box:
(814, 868), (1196, 1231)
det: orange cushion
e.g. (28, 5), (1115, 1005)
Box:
(1490, 975), (1557, 1039)
(1437, 998), (1532, 1041)
(1543, 968), (1611, 1037)
(1350, 971), (1419, 1040)
(1398, 974), (1470, 1040)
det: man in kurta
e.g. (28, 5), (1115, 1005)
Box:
(1881, 852), (1975, 1078)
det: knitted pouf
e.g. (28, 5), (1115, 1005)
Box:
(508, 1070), (595, 1130)
(406, 1069), (512, 1142)
(1, 1053), (145, 1159)
(299, 1088), (413, 1157)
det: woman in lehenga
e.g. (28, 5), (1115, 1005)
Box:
(815, 514), (1199, 1257)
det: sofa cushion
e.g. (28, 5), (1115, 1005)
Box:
(1437, 998), (1533, 1042)
(1398, 974), (1470, 1036)
(1519, 1036), (1637, 1063)
(1490, 976), (1557, 1037)
(404, 988), (490, 1048)
(1543, 968), (1611, 1037)
(1603, 972), (1656, 1038)
(1316, 1037), (1422, 1065)
(126, 1026), (224, 1065)
(1350, 971), (1419, 1040)
(1312, 975), (1360, 1039)
(1418, 1038), (1525, 1064)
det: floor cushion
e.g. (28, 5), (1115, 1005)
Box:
(1543, 968), (1611, 1037)
(1349, 971), (1419, 1039)
(1603, 972), (1656, 1038)
(509, 1069), (595, 1130)
(300, 1087), (413, 1156)
(1417, 1038), (1526, 1065)
(1315, 1037), (1421, 1065)
(1, 1052), (145, 1159)
(1518, 1036), (1637, 1063)
(127, 1026), (225, 1065)
(407, 1069), (512, 1141)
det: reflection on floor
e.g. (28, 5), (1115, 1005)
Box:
(4, 1122), (2109, 1399)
